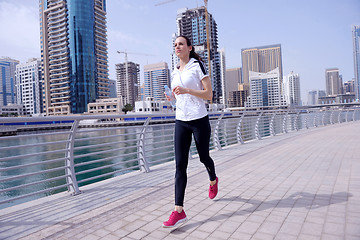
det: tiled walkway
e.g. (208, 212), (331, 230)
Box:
(1, 122), (359, 240)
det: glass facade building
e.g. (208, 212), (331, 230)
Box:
(39, 0), (109, 115)
(144, 62), (170, 101)
(0, 57), (19, 106)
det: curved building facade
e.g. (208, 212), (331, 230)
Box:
(40, 0), (109, 115)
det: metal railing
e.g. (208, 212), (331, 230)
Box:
(0, 107), (359, 208)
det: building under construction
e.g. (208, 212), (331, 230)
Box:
(115, 62), (140, 107)
(175, 6), (222, 103)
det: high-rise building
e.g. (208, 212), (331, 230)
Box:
(241, 45), (283, 89)
(15, 58), (42, 115)
(307, 90), (326, 105)
(144, 62), (170, 101)
(249, 68), (281, 107)
(325, 68), (342, 96)
(225, 68), (241, 106)
(344, 79), (355, 94)
(171, 33), (179, 71)
(39, 0), (109, 115)
(353, 25), (360, 100)
(0, 57), (19, 106)
(226, 68), (241, 92)
(115, 62), (140, 107)
(139, 83), (145, 101)
(218, 48), (226, 105)
(307, 90), (317, 106)
(176, 7), (222, 103)
(283, 71), (301, 106)
(108, 79), (117, 98)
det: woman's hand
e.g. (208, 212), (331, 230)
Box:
(172, 76), (213, 100)
(173, 86), (189, 95)
(164, 91), (174, 101)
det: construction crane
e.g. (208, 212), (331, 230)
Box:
(155, 0), (212, 81)
(155, 0), (176, 6)
(116, 50), (154, 105)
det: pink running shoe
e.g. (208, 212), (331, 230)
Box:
(209, 177), (219, 199)
(162, 210), (188, 228)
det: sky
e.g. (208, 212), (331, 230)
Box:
(0, 0), (359, 103)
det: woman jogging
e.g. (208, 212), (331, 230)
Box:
(162, 35), (218, 228)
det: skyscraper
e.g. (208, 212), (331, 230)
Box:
(0, 57), (19, 106)
(144, 62), (170, 101)
(241, 45), (283, 88)
(176, 7), (222, 103)
(344, 79), (355, 94)
(283, 71), (301, 106)
(249, 68), (281, 107)
(325, 68), (342, 96)
(15, 59), (43, 115)
(225, 68), (242, 106)
(353, 25), (360, 100)
(115, 62), (140, 107)
(218, 48), (226, 105)
(39, 0), (109, 115)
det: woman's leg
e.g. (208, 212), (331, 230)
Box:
(174, 120), (193, 207)
(192, 116), (217, 181)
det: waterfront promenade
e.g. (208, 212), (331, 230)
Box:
(1, 121), (359, 240)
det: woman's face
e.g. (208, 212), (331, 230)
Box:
(174, 37), (192, 59)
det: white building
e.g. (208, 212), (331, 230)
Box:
(307, 90), (326, 105)
(249, 68), (281, 107)
(283, 71), (301, 106)
(135, 97), (172, 113)
(218, 48), (226, 105)
(15, 58), (42, 115)
(87, 98), (124, 114)
(0, 103), (25, 116)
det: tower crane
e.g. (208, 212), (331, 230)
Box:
(155, 0), (212, 81)
(116, 50), (154, 105)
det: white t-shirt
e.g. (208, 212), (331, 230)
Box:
(171, 58), (209, 121)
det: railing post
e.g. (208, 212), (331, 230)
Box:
(282, 112), (288, 133)
(305, 110), (310, 129)
(322, 111), (326, 126)
(214, 113), (224, 150)
(346, 110), (350, 122)
(330, 111), (334, 124)
(313, 111), (318, 127)
(236, 113), (245, 144)
(353, 109), (357, 121)
(255, 112), (263, 140)
(338, 110), (342, 124)
(65, 120), (81, 195)
(270, 112), (276, 136)
(294, 112), (300, 131)
(137, 117), (151, 173)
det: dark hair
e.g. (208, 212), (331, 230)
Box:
(176, 35), (203, 62)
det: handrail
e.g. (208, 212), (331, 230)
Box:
(0, 107), (359, 208)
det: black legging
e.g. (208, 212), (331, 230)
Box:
(174, 115), (217, 207)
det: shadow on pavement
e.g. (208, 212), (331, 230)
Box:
(171, 191), (352, 234)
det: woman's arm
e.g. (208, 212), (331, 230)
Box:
(172, 76), (213, 100)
